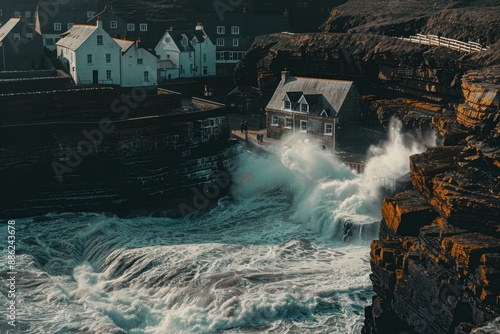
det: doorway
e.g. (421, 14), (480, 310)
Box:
(93, 70), (98, 84)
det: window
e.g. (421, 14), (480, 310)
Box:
(14, 11), (20, 18)
(182, 38), (188, 46)
(216, 38), (224, 46)
(232, 38), (239, 47)
(106, 70), (111, 80)
(324, 123), (333, 135)
(25, 11), (31, 18)
(0, 10), (3, 17)
(97, 35), (103, 45)
(300, 120), (307, 132)
(106, 54), (111, 63)
(87, 54), (92, 64)
(284, 101), (291, 110)
(54, 23), (61, 31)
(67, 23), (74, 30)
(144, 71), (149, 82)
(13, 33), (20, 41)
(26, 33), (33, 41)
(110, 21), (117, 29)
(285, 117), (292, 128)
(189, 52), (192, 58)
(189, 64), (193, 73)
(166, 54), (170, 59)
(271, 115), (279, 126)
(165, 37), (171, 43)
(301, 103), (308, 112)
(127, 23), (135, 31)
(87, 11), (94, 18)
(137, 58), (143, 64)
(228, 52), (233, 60)
(46, 38), (54, 45)
(231, 26), (240, 34)
(217, 26), (225, 34)
(140, 23), (147, 31)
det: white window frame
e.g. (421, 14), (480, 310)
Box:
(87, 54), (92, 64)
(106, 70), (112, 80)
(216, 38), (224, 46)
(285, 117), (292, 129)
(110, 21), (117, 29)
(13, 33), (20, 41)
(67, 23), (74, 30)
(232, 38), (239, 47)
(271, 115), (279, 126)
(0, 10), (3, 17)
(127, 23), (135, 31)
(216, 26), (225, 34)
(301, 103), (309, 113)
(144, 71), (149, 82)
(140, 23), (147, 31)
(97, 35), (103, 45)
(283, 101), (291, 110)
(231, 26), (239, 34)
(324, 123), (333, 135)
(106, 53), (111, 63)
(300, 120), (307, 132)
(87, 11), (94, 18)
(26, 33), (33, 41)
(25, 11), (31, 18)
(54, 23), (61, 31)
(13, 11), (20, 18)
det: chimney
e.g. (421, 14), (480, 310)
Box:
(281, 68), (290, 83)
(168, 26), (173, 31)
(96, 18), (102, 28)
(136, 37), (141, 48)
(195, 22), (203, 31)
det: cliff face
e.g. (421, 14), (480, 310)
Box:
(234, 21), (500, 331)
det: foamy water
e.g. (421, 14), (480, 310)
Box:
(1, 119), (433, 333)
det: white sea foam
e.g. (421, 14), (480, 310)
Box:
(0, 118), (433, 333)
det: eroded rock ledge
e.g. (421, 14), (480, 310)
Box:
(363, 71), (500, 334)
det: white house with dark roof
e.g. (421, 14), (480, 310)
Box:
(56, 20), (156, 87)
(35, 11), (87, 51)
(266, 70), (362, 149)
(155, 23), (216, 80)
(114, 38), (157, 87)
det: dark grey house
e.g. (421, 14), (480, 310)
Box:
(266, 70), (362, 149)
(0, 17), (44, 70)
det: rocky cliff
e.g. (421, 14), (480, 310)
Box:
(233, 3), (500, 329)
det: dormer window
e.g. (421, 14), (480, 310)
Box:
(283, 101), (291, 110)
(301, 103), (308, 112)
(182, 37), (188, 46)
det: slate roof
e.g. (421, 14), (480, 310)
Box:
(0, 18), (20, 43)
(167, 30), (206, 52)
(158, 59), (177, 69)
(112, 38), (134, 52)
(266, 76), (354, 117)
(56, 24), (96, 50)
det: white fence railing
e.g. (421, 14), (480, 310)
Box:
(398, 34), (487, 53)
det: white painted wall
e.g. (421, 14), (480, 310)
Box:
(121, 45), (158, 87)
(57, 22), (121, 85)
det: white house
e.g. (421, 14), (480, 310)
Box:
(57, 21), (121, 85)
(155, 23), (216, 81)
(114, 39), (157, 87)
(57, 21), (158, 87)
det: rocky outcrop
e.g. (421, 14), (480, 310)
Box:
(364, 70), (500, 333)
